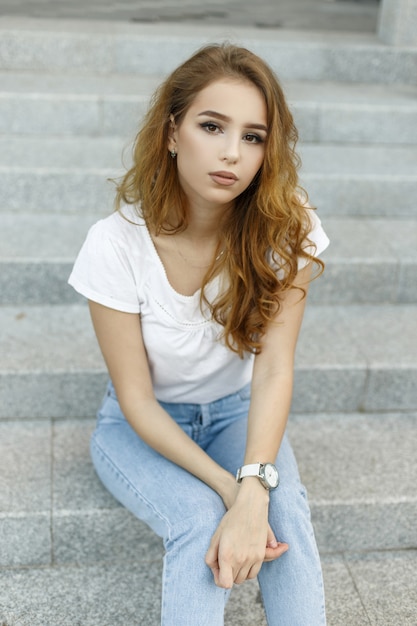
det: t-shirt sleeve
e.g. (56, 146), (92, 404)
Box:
(298, 209), (330, 271)
(68, 220), (141, 313)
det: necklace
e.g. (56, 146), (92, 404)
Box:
(174, 238), (225, 269)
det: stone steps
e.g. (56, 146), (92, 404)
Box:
(1, 548), (415, 626)
(1, 303), (416, 419)
(1, 18), (416, 84)
(2, 413), (416, 560)
(1, 214), (416, 306)
(1, 71), (417, 144)
(1, 136), (416, 216)
(1, 13), (416, 626)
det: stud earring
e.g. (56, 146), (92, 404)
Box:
(170, 150), (177, 159)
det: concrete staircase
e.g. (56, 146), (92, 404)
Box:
(0, 16), (416, 626)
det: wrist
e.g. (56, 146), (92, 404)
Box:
(237, 476), (270, 504)
(236, 461), (280, 491)
(210, 469), (237, 506)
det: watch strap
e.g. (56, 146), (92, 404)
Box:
(236, 463), (262, 483)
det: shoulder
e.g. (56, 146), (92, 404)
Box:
(303, 207), (330, 256)
(85, 205), (150, 254)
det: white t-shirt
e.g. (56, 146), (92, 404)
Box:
(68, 205), (329, 403)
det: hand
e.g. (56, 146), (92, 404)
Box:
(264, 525), (289, 562)
(206, 480), (288, 588)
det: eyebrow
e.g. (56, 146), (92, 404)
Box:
(197, 110), (268, 133)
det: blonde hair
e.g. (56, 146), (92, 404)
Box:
(115, 43), (324, 356)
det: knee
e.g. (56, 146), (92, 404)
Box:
(268, 478), (314, 542)
(166, 501), (225, 553)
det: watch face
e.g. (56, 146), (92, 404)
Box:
(263, 463), (279, 489)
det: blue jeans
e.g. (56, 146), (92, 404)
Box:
(90, 381), (326, 626)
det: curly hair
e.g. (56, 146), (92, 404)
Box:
(115, 43), (324, 356)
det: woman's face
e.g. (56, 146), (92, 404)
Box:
(168, 78), (267, 213)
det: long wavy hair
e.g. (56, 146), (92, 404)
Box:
(115, 43), (324, 356)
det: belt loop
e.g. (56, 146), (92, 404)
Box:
(201, 404), (211, 426)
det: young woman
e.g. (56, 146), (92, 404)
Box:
(69, 43), (329, 625)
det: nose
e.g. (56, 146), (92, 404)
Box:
(219, 134), (240, 164)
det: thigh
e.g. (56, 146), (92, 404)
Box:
(90, 385), (226, 541)
(203, 385), (251, 475)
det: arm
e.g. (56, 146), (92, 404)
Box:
(205, 263), (312, 587)
(88, 300), (234, 500)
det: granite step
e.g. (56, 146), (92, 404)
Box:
(1, 549), (416, 625)
(1, 303), (416, 419)
(2, 71), (417, 144)
(2, 412), (416, 560)
(1, 137), (416, 217)
(0, 214), (416, 306)
(1, 17), (416, 85)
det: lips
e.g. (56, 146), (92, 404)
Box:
(209, 171), (238, 186)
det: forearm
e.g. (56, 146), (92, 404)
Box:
(120, 392), (235, 499)
(244, 369), (293, 465)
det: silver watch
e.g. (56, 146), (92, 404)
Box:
(236, 462), (279, 490)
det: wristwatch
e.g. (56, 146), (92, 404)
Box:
(236, 462), (279, 490)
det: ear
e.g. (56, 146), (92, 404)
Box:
(167, 114), (178, 153)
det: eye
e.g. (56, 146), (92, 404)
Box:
(244, 133), (264, 144)
(200, 122), (222, 134)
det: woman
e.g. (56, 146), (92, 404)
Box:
(69, 43), (329, 625)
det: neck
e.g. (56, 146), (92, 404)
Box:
(182, 199), (232, 242)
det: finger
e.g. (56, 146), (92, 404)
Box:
(233, 564), (253, 585)
(209, 561), (221, 586)
(264, 541), (289, 562)
(205, 534), (223, 585)
(217, 560), (235, 589)
(266, 524), (278, 549)
(205, 531), (220, 570)
(241, 561), (263, 582)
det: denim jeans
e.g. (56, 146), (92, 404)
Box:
(90, 381), (326, 626)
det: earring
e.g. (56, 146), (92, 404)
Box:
(170, 150), (177, 159)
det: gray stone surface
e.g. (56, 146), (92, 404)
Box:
(0, 0), (380, 33)
(1, 17), (416, 84)
(53, 419), (116, 511)
(2, 411), (416, 566)
(289, 412), (417, 551)
(379, 0), (417, 46)
(2, 71), (417, 144)
(346, 550), (417, 626)
(0, 213), (103, 259)
(0, 559), (270, 625)
(0, 420), (52, 565)
(2, 135), (417, 216)
(53, 509), (162, 565)
(0, 9), (416, 624)
(0, 552), (415, 625)
(321, 555), (370, 625)
(0, 514), (51, 567)
(300, 143), (417, 217)
(0, 561), (164, 626)
(338, 305), (417, 411)
(2, 303), (417, 418)
(0, 421), (51, 511)
(2, 215), (416, 306)
(0, 169), (115, 213)
(0, 135), (125, 169)
(0, 305), (102, 373)
(0, 371), (108, 420)
(52, 419), (163, 564)
(309, 218), (417, 305)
